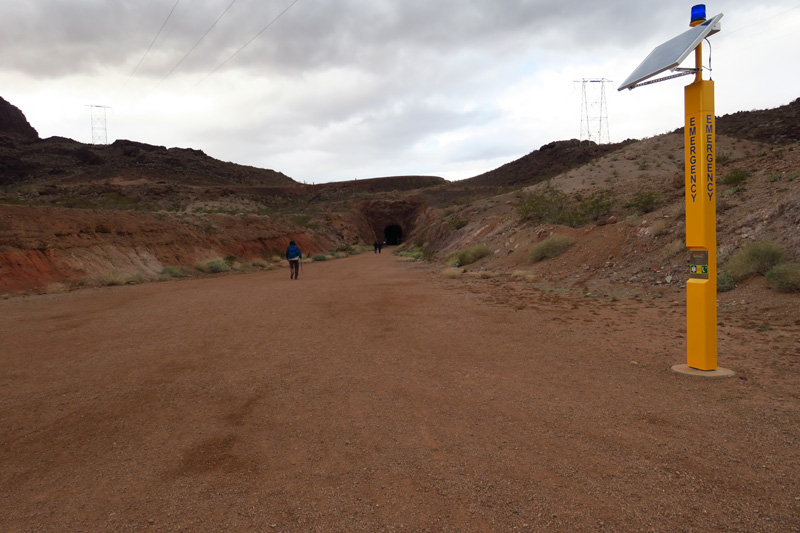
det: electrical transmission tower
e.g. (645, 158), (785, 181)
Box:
(576, 78), (612, 144)
(86, 105), (111, 145)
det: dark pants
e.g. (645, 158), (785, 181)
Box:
(289, 259), (300, 279)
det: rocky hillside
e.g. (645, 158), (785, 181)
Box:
(1, 94), (799, 299)
(0, 96), (38, 141)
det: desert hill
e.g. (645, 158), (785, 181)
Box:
(1, 95), (799, 307)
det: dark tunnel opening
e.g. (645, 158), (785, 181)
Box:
(384, 225), (403, 246)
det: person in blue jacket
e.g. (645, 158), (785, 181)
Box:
(286, 240), (302, 280)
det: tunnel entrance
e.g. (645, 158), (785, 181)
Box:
(384, 225), (403, 246)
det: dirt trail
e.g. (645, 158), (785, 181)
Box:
(1, 251), (799, 531)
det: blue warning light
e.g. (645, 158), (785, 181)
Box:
(691, 4), (707, 24)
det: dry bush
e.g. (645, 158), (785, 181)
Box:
(44, 283), (68, 294)
(196, 259), (231, 273)
(529, 236), (575, 263)
(449, 244), (491, 267)
(766, 263), (800, 293)
(441, 268), (464, 279)
(723, 241), (783, 281)
(102, 269), (128, 286)
(465, 271), (496, 279)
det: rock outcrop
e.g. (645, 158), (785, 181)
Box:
(0, 97), (39, 141)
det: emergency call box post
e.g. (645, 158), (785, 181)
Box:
(619, 5), (733, 376)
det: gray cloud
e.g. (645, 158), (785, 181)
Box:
(2, 0), (798, 182)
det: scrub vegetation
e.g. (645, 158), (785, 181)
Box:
(529, 236), (575, 263)
(448, 244), (491, 267)
(722, 241), (783, 281)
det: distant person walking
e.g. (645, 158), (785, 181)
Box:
(373, 241), (379, 254)
(286, 240), (302, 280)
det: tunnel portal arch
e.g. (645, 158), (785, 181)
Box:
(384, 225), (403, 246)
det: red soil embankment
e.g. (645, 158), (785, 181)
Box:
(0, 205), (328, 293)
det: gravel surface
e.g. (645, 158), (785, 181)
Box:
(1, 251), (799, 531)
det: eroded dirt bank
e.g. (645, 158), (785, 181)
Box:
(1, 252), (798, 531)
(0, 205), (336, 292)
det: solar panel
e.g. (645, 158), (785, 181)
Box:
(618, 13), (723, 91)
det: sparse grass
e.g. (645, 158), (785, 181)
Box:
(44, 282), (69, 294)
(421, 249), (437, 261)
(717, 271), (736, 292)
(724, 241), (783, 281)
(716, 152), (732, 165)
(720, 168), (751, 186)
(160, 266), (187, 280)
(312, 254), (328, 262)
(765, 263), (800, 293)
(291, 215), (320, 230)
(333, 244), (359, 255)
(249, 258), (269, 269)
(624, 191), (658, 214)
(722, 185), (746, 196)
(448, 244), (491, 267)
(441, 268), (464, 279)
(102, 269), (128, 286)
(465, 271), (497, 279)
(196, 259), (231, 273)
(128, 272), (147, 284)
(529, 236), (575, 263)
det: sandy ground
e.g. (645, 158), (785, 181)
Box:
(1, 251), (799, 531)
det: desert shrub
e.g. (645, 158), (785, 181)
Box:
(724, 241), (783, 281)
(624, 191), (658, 214)
(312, 254), (327, 262)
(129, 272), (147, 284)
(413, 235), (426, 248)
(421, 249), (437, 261)
(334, 244), (359, 255)
(160, 266), (186, 279)
(197, 259), (231, 273)
(449, 215), (468, 230)
(333, 252), (347, 259)
(716, 152), (731, 165)
(576, 190), (613, 221)
(252, 258), (269, 267)
(516, 185), (608, 228)
(765, 263), (800, 293)
(529, 236), (575, 263)
(720, 168), (751, 186)
(223, 255), (237, 266)
(717, 271), (736, 292)
(102, 269), (128, 286)
(449, 244), (491, 267)
(516, 185), (571, 224)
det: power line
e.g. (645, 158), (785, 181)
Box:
(117, 0), (182, 96)
(713, 3), (800, 45)
(152, 0), (239, 90)
(193, 0), (301, 89)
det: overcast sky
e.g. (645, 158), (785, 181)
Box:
(2, 1), (799, 183)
